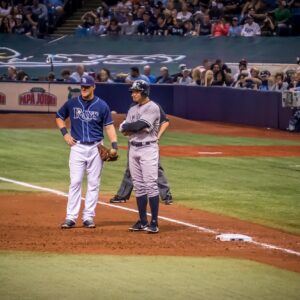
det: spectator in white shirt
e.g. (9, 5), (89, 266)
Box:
(71, 64), (89, 82)
(121, 13), (138, 35)
(178, 68), (193, 85)
(241, 16), (261, 37)
(90, 18), (106, 36)
(0, 0), (12, 17)
(176, 3), (192, 22)
(271, 72), (289, 91)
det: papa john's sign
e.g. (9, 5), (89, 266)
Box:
(19, 87), (57, 106)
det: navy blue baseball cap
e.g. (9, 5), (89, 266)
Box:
(80, 75), (95, 87)
(260, 70), (271, 77)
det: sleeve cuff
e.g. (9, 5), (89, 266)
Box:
(56, 112), (65, 120)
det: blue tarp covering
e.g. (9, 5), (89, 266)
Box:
(0, 35), (299, 78)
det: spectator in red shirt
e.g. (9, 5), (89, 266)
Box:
(211, 17), (230, 36)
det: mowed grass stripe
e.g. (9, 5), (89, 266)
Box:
(1, 129), (300, 147)
(0, 252), (299, 300)
(160, 131), (300, 146)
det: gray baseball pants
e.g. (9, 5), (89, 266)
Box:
(116, 159), (172, 200)
(129, 143), (159, 198)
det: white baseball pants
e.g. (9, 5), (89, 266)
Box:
(66, 143), (103, 222)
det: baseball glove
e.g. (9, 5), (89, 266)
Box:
(98, 144), (118, 162)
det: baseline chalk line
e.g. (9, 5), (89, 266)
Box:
(0, 176), (300, 257)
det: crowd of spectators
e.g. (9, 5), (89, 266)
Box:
(1, 58), (300, 131)
(0, 0), (64, 38)
(1, 58), (300, 93)
(1, 0), (299, 38)
(76, 0), (300, 37)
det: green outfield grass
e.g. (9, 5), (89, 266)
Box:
(160, 156), (300, 233)
(0, 251), (299, 300)
(0, 129), (299, 233)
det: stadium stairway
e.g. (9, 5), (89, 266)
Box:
(51, 0), (100, 37)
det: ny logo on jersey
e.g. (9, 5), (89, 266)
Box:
(73, 107), (99, 121)
(130, 113), (141, 122)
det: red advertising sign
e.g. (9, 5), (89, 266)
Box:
(19, 88), (57, 106)
(0, 92), (6, 105)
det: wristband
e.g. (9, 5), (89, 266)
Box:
(60, 127), (68, 136)
(111, 142), (118, 150)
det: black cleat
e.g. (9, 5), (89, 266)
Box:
(128, 220), (148, 232)
(83, 219), (96, 228)
(110, 195), (128, 203)
(61, 219), (75, 229)
(163, 195), (173, 205)
(146, 222), (159, 234)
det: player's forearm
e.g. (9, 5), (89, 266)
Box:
(56, 117), (75, 144)
(122, 120), (149, 132)
(158, 121), (169, 140)
(56, 117), (66, 129)
(56, 117), (70, 138)
(105, 124), (118, 144)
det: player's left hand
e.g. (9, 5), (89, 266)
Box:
(98, 145), (119, 161)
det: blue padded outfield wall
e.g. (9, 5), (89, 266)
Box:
(0, 81), (292, 129)
(94, 84), (291, 130)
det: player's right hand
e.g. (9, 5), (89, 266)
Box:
(64, 133), (76, 146)
(119, 120), (127, 132)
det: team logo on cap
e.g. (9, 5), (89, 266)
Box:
(82, 78), (87, 84)
(132, 81), (143, 89)
(129, 80), (150, 96)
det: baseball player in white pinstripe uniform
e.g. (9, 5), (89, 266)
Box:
(120, 80), (161, 233)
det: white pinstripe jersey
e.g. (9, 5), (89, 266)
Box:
(125, 100), (160, 143)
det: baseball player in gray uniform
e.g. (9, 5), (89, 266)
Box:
(120, 80), (161, 233)
(110, 104), (173, 205)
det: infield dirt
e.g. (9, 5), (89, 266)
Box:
(0, 193), (300, 273)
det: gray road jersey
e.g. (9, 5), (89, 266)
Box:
(126, 100), (160, 143)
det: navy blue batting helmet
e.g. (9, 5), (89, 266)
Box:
(129, 80), (150, 96)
